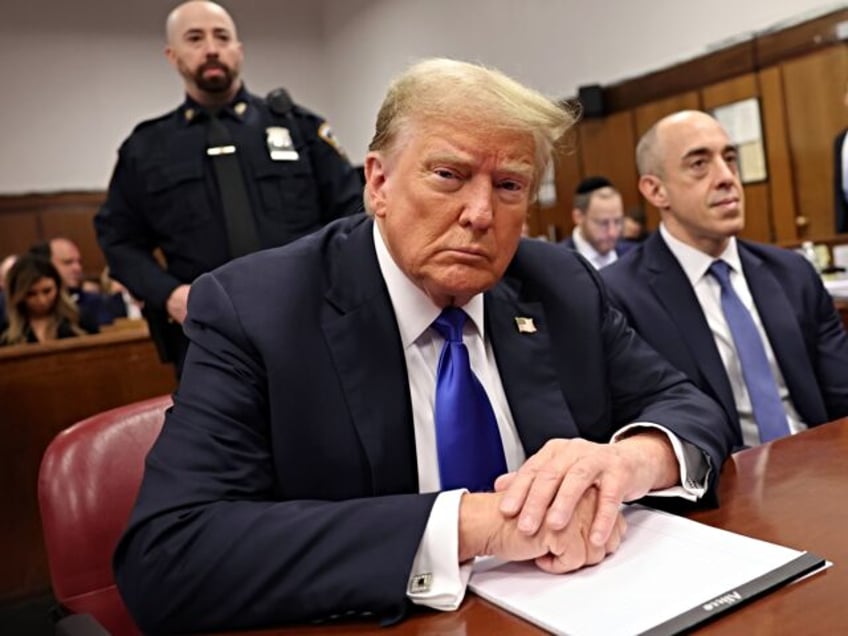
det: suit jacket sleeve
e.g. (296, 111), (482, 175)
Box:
(113, 271), (437, 634)
(597, 282), (732, 492)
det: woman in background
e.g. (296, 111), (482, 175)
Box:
(1, 254), (90, 345)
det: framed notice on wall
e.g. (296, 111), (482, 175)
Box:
(712, 98), (768, 184)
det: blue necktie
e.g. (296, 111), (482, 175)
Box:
(708, 260), (790, 443)
(432, 307), (507, 491)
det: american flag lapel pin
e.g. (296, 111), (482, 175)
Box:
(514, 316), (537, 334)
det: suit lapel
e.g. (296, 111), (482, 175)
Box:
(740, 244), (826, 422)
(485, 279), (579, 456)
(321, 218), (418, 495)
(644, 235), (739, 424)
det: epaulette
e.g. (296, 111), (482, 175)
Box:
(130, 108), (179, 135)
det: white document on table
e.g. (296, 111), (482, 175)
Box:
(823, 277), (848, 299)
(470, 505), (826, 636)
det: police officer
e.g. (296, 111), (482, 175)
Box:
(95, 0), (362, 373)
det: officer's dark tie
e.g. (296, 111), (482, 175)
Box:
(205, 112), (260, 258)
(708, 260), (790, 443)
(432, 307), (507, 491)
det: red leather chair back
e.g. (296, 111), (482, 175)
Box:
(38, 395), (172, 636)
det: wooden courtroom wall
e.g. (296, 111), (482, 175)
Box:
(530, 8), (848, 245)
(782, 46), (848, 240)
(0, 328), (176, 602)
(0, 192), (106, 279)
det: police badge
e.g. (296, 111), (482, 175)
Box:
(266, 126), (299, 161)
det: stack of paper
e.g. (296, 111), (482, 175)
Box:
(470, 505), (825, 636)
(823, 277), (848, 300)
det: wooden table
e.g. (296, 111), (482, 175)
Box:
(235, 420), (848, 635)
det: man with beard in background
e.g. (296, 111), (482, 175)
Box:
(95, 0), (362, 374)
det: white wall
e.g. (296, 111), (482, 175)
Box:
(0, 0), (328, 193)
(0, 0), (843, 193)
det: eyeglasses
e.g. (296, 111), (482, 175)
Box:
(587, 217), (624, 230)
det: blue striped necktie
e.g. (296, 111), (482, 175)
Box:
(708, 260), (790, 443)
(432, 307), (507, 491)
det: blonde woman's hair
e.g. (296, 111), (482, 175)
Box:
(2, 254), (83, 345)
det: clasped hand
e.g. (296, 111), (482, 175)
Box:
(460, 433), (676, 573)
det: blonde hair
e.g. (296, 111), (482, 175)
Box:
(1, 254), (83, 345)
(369, 58), (576, 191)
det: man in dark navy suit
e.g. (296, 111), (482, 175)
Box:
(603, 110), (848, 449)
(114, 61), (733, 633)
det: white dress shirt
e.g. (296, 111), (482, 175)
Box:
(373, 223), (708, 611)
(659, 225), (807, 447)
(572, 227), (618, 269)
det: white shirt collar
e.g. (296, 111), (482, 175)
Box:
(659, 223), (742, 285)
(372, 222), (486, 348)
(571, 226), (617, 269)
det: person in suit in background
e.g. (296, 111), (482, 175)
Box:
(603, 110), (848, 449)
(622, 206), (650, 243)
(1, 254), (90, 345)
(114, 59), (733, 633)
(560, 176), (633, 269)
(94, 0), (362, 375)
(29, 238), (121, 330)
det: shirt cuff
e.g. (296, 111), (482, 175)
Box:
(611, 422), (711, 502)
(406, 489), (473, 611)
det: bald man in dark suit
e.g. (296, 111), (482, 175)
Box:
(603, 110), (848, 449)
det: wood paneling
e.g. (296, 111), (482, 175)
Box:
(782, 46), (848, 238)
(601, 8), (848, 117)
(756, 8), (848, 68)
(538, 128), (582, 241)
(605, 41), (755, 114)
(701, 74), (758, 107)
(633, 92), (703, 141)
(0, 327), (176, 602)
(758, 66), (800, 243)
(700, 74), (771, 243)
(577, 111), (640, 212)
(633, 92), (702, 229)
(0, 191), (106, 278)
(738, 184), (771, 243)
(0, 212), (40, 262)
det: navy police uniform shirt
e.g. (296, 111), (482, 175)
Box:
(95, 85), (363, 311)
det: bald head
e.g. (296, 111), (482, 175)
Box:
(49, 237), (83, 290)
(636, 110), (743, 256)
(636, 110), (724, 177)
(166, 1), (236, 44)
(164, 1), (243, 106)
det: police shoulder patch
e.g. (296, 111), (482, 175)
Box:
(317, 122), (347, 158)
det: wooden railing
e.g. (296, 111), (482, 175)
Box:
(0, 325), (176, 602)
